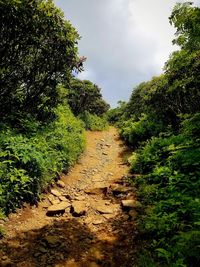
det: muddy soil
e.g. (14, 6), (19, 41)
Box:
(0, 127), (139, 267)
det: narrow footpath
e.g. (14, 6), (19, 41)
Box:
(0, 127), (139, 267)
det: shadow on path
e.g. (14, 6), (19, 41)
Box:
(0, 213), (138, 267)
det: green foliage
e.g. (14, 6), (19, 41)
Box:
(138, 252), (157, 267)
(120, 113), (164, 147)
(107, 101), (127, 124)
(164, 49), (200, 117)
(130, 114), (200, 266)
(0, 105), (85, 214)
(115, 3), (200, 266)
(169, 2), (200, 51)
(0, 0), (80, 121)
(66, 78), (110, 116)
(79, 112), (108, 131)
(0, 0), (109, 219)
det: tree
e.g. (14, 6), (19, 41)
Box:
(169, 2), (200, 51)
(67, 78), (110, 116)
(0, 0), (80, 122)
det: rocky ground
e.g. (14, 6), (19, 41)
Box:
(0, 127), (140, 267)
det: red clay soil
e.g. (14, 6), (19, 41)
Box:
(0, 127), (139, 267)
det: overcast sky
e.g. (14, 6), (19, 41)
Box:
(54, 0), (200, 107)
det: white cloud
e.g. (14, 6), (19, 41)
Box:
(54, 0), (198, 106)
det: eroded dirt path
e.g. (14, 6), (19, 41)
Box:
(0, 127), (138, 267)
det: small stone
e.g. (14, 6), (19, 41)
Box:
(84, 186), (107, 195)
(56, 180), (65, 188)
(51, 199), (60, 205)
(92, 201), (119, 214)
(62, 193), (72, 200)
(71, 201), (87, 216)
(111, 184), (132, 194)
(121, 199), (142, 209)
(84, 217), (93, 224)
(41, 202), (49, 208)
(102, 214), (115, 220)
(92, 219), (104, 225)
(105, 144), (111, 147)
(1, 256), (8, 261)
(50, 189), (61, 197)
(46, 201), (71, 216)
(95, 205), (114, 214)
(59, 196), (67, 201)
(74, 195), (86, 201)
(100, 139), (105, 142)
(48, 195), (55, 203)
(102, 152), (108, 155)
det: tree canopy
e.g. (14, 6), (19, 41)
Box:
(0, 0), (80, 122)
(67, 78), (110, 116)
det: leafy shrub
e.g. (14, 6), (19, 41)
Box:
(106, 101), (127, 125)
(79, 111), (108, 131)
(0, 105), (85, 214)
(120, 114), (165, 147)
(130, 114), (200, 266)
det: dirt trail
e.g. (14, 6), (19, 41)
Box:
(0, 127), (139, 267)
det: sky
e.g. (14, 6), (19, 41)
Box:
(54, 0), (200, 107)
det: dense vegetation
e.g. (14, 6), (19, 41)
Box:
(65, 78), (109, 130)
(0, 0), (108, 218)
(0, 106), (85, 215)
(108, 2), (200, 266)
(1, 1), (199, 265)
(67, 78), (110, 117)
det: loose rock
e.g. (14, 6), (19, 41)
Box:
(92, 201), (119, 214)
(84, 186), (107, 195)
(56, 180), (65, 188)
(46, 201), (71, 216)
(71, 201), (87, 216)
(50, 189), (61, 197)
(121, 199), (142, 209)
(92, 219), (104, 225)
(110, 184), (132, 195)
(74, 195), (86, 201)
